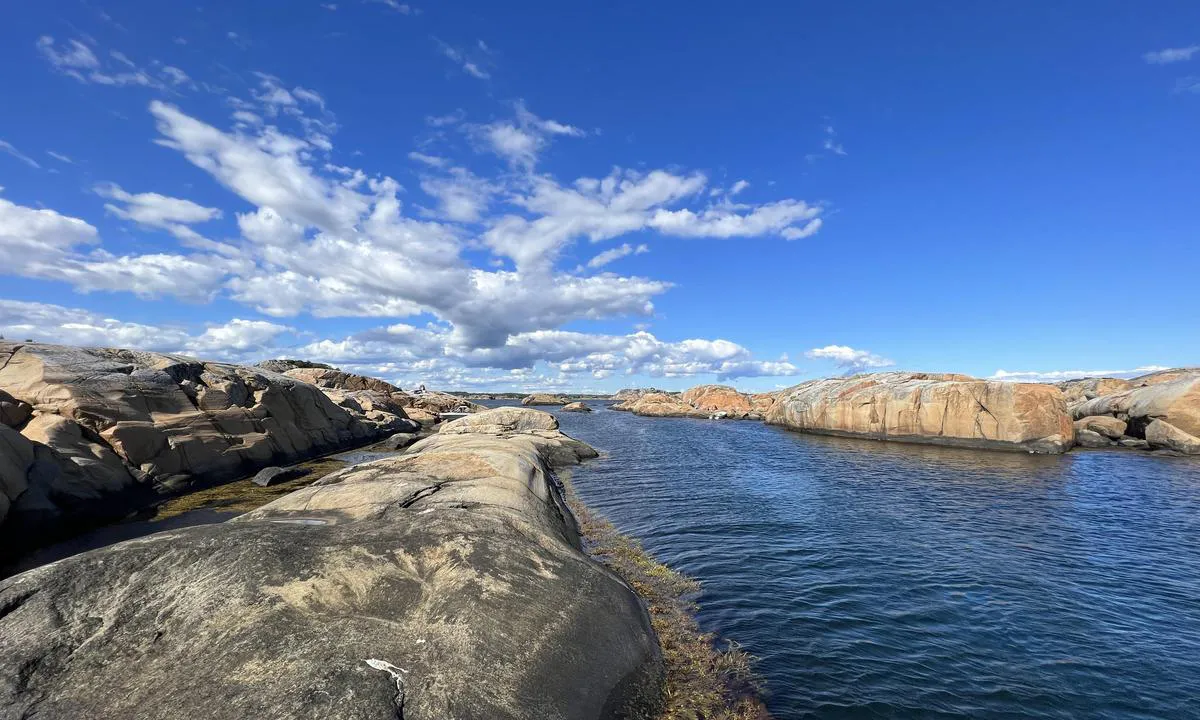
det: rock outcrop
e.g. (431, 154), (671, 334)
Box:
(521, 393), (569, 406)
(283, 366), (402, 395)
(0, 408), (662, 719)
(561, 401), (593, 412)
(275, 365), (481, 426)
(766, 372), (1075, 453)
(0, 342), (414, 557)
(255, 358), (334, 374)
(614, 392), (704, 418)
(1057, 377), (1134, 405)
(613, 385), (764, 420)
(1071, 370), (1200, 440)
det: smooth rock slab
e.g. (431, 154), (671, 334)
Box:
(766, 372), (1075, 453)
(0, 409), (662, 720)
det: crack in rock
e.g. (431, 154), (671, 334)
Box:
(364, 658), (408, 719)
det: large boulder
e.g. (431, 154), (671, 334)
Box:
(1145, 419), (1200, 455)
(1071, 371), (1200, 439)
(1074, 415), (1128, 440)
(0, 411), (661, 719)
(0, 342), (407, 556)
(521, 393), (569, 406)
(766, 372), (1075, 453)
(561, 402), (593, 413)
(0, 389), (32, 428)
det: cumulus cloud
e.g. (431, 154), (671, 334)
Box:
(988, 366), (1170, 383)
(0, 191), (230, 301)
(805, 344), (895, 372)
(1144, 45), (1200, 64)
(474, 100), (584, 168)
(0, 299), (296, 362)
(298, 325), (800, 386)
(2, 87), (828, 384)
(95, 183), (225, 249)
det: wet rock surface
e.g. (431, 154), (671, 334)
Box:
(0, 408), (662, 720)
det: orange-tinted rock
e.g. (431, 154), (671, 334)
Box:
(766, 372), (1074, 453)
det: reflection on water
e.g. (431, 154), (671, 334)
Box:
(538, 400), (1200, 719)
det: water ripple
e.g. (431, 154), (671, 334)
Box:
(511, 401), (1200, 719)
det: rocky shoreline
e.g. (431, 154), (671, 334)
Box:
(0, 342), (476, 561)
(0, 407), (668, 719)
(612, 369), (1200, 456)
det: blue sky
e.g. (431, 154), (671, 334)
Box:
(0, 1), (1196, 392)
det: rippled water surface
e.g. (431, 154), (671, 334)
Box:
(530, 401), (1200, 719)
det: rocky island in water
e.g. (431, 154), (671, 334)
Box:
(1, 340), (1197, 719)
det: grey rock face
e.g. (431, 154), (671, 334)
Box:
(0, 408), (663, 720)
(251, 466), (310, 487)
(0, 342), (418, 558)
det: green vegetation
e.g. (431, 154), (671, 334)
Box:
(561, 473), (770, 720)
(151, 456), (350, 519)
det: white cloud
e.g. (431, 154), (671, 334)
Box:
(0, 140), (41, 169)
(437, 40), (490, 79)
(1173, 76), (1200, 94)
(322, 3), (338, 9)
(587, 243), (648, 269)
(37, 36), (168, 89)
(0, 299), (190, 350)
(0, 300), (293, 362)
(484, 168), (822, 269)
(367, 0), (414, 13)
(36, 36), (99, 71)
(805, 345), (895, 372)
(46, 151), (74, 164)
(822, 125), (847, 156)
(474, 101), (584, 168)
(408, 151), (448, 167)
(161, 66), (191, 86)
(988, 366), (1170, 383)
(418, 167), (497, 222)
(188, 318), (294, 353)
(0, 191), (230, 301)
(1144, 45), (1200, 64)
(96, 183), (232, 254)
(0, 91), (827, 379)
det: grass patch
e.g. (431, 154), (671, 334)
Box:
(561, 473), (770, 720)
(151, 456), (351, 520)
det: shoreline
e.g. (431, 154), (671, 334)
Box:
(559, 466), (771, 720)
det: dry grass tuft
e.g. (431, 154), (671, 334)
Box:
(562, 475), (770, 720)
